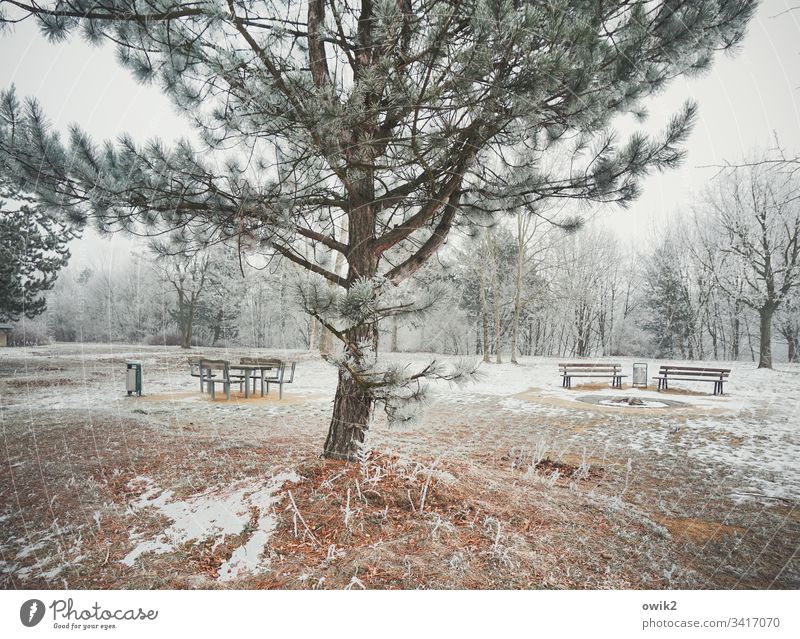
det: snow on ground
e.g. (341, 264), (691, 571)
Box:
(1, 344), (798, 586)
(3, 345), (798, 499)
(122, 471), (299, 581)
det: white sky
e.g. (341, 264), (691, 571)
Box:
(1, 0), (799, 262)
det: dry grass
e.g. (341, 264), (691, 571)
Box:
(1, 348), (798, 590)
(250, 453), (668, 589)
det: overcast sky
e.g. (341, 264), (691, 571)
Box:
(1, 0), (799, 264)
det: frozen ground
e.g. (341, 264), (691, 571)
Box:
(0, 343), (798, 588)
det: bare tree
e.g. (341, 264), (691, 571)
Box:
(152, 248), (212, 349)
(697, 160), (800, 368)
(776, 289), (800, 363)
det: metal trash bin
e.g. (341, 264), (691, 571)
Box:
(126, 361), (143, 396)
(632, 362), (648, 388)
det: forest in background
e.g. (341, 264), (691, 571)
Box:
(8, 158), (799, 366)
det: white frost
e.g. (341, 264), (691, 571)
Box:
(122, 472), (299, 580)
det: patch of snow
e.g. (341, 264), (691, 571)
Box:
(121, 472), (299, 580)
(597, 399), (670, 408)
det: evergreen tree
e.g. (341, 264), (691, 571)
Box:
(0, 189), (74, 322)
(0, 1), (756, 459)
(642, 251), (696, 358)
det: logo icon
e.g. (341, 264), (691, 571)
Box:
(20, 599), (46, 627)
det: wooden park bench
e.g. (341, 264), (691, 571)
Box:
(559, 362), (626, 389)
(188, 356), (214, 392)
(653, 365), (730, 396)
(199, 359), (247, 400)
(240, 357), (297, 399)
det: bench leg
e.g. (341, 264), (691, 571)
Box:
(209, 382), (215, 400)
(225, 382), (231, 401)
(279, 382), (283, 400)
(244, 378), (249, 399)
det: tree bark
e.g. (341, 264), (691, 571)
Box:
(489, 235), (502, 364)
(510, 214), (525, 364)
(323, 360), (374, 460)
(479, 251), (490, 363)
(758, 304), (775, 369)
(322, 168), (379, 460)
(731, 310), (740, 360)
(390, 315), (398, 352)
(308, 317), (317, 351)
(178, 293), (196, 349)
(320, 219), (348, 356)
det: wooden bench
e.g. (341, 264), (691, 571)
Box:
(559, 362), (626, 389)
(199, 359), (247, 400)
(653, 365), (730, 396)
(240, 357), (297, 399)
(188, 357), (215, 392)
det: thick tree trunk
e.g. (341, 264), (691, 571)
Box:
(788, 335), (797, 363)
(323, 365), (373, 461)
(758, 304), (775, 369)
(323, 177), (379, 460)
(323, 321), (379, 461)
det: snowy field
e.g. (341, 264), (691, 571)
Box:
(1, 343), (798, 589)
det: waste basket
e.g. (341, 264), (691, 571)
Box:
(632, 362), (648, 388)
(126, 361), (143, 396)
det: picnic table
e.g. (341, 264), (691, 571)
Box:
(188, 356), (297, 400)
(237, 357), (297, 399)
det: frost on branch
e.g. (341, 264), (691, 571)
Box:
(298, 275), (481, 427)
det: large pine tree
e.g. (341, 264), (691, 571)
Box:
(0, 0), (756, 459)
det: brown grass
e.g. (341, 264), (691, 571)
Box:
(144, 390), (322, 405)
(654, 515), (746, 544)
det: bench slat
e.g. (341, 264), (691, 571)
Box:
(658, 366), (731, 373)
(559, 363), (622, 368)
(655, 371), (729, 378)
(563, 373), (627, 377)
(654, 376), (723, 382)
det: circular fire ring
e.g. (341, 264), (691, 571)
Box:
(576, 395), (688, 409)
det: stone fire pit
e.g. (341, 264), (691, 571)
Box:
(576, 395), (688, 409)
